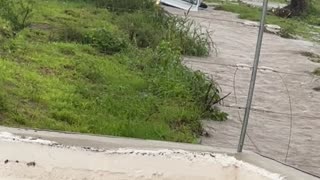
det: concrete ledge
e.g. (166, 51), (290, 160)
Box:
(0, 126), (318, 180)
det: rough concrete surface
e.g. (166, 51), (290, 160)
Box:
(165, 6), (320, 177)
(0, 127), (318, 180)
(0, 142), (279, 180)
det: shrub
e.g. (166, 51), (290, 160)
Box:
(0, 0), (34, 31)
(116, 10), (211, 56)
(144, 41), (226, 120)
(52, 26), (127, 55)
(0, 18), (13, 43)
(279, 22), (298, 38)
(167, 15), (212, 56)
(52, 25), (86, 42)
(116, 11), (164, 48)
(83, 28), (128, 54)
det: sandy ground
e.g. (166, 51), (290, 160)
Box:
(165, 6), (320, 177)
(0, 132), (283, 180)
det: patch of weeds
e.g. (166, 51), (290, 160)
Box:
(0, 18), (13, 42)
(59, 47), (76, 56)
(51, 25), (127, 55)
(51, 25), (86, 42)
(142, 41), (224, 119)
(64, 9), (80, 18)
(0, 0), (34, 31)
(116, 10), (211, 56)
(279, 22), (298, 38)
(11, 113), (27, 125)
(52, 110), (79, 125)
(0, 92), (8, 112)
(84, 28), (128, 55)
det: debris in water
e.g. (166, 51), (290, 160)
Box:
(27, 162), (36, 167)
(4, 160), (9, 164)
(313, 87), (320, 92)
(210, 153), (216, 158)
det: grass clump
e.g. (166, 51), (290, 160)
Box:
(0, 0), (226, 143)
(116, 10), (211, 56)
(83, 28), (128, 55)
(0, 0), (34, 31)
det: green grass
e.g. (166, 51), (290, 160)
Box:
(214, 2), (320, 41)
(0, 0), (226, 143)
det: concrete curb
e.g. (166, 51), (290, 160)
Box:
(0, 126), (318, 180)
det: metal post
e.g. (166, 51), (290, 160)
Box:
(237, 0), (269, 153)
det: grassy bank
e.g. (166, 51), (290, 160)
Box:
(0, 0), (226, 143)
(214, 1), (320, 41)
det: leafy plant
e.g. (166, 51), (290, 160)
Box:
(0, 0), (34, 31)
(84, 28), (128, 54)
(52, 25), (86, 42)
(52, 26), (128, 55)
(116, 10), (212, 56)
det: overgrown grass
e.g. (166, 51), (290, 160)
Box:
(0, 0), (34, 31)
(0, 0), (226, 143)
(215, 2), (320, 41)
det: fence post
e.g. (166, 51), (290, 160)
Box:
(237, 0), (269, 153)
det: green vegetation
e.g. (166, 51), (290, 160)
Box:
(0, 0), (226, 143)
(0, 0), (34, 31)
(214, 1), (320, 41)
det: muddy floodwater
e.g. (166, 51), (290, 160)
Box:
(166, 6), (320, 176)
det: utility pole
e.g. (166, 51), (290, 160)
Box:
(237, 0), (269, 153)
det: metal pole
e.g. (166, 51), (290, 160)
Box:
(237, 0), (269, 153)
